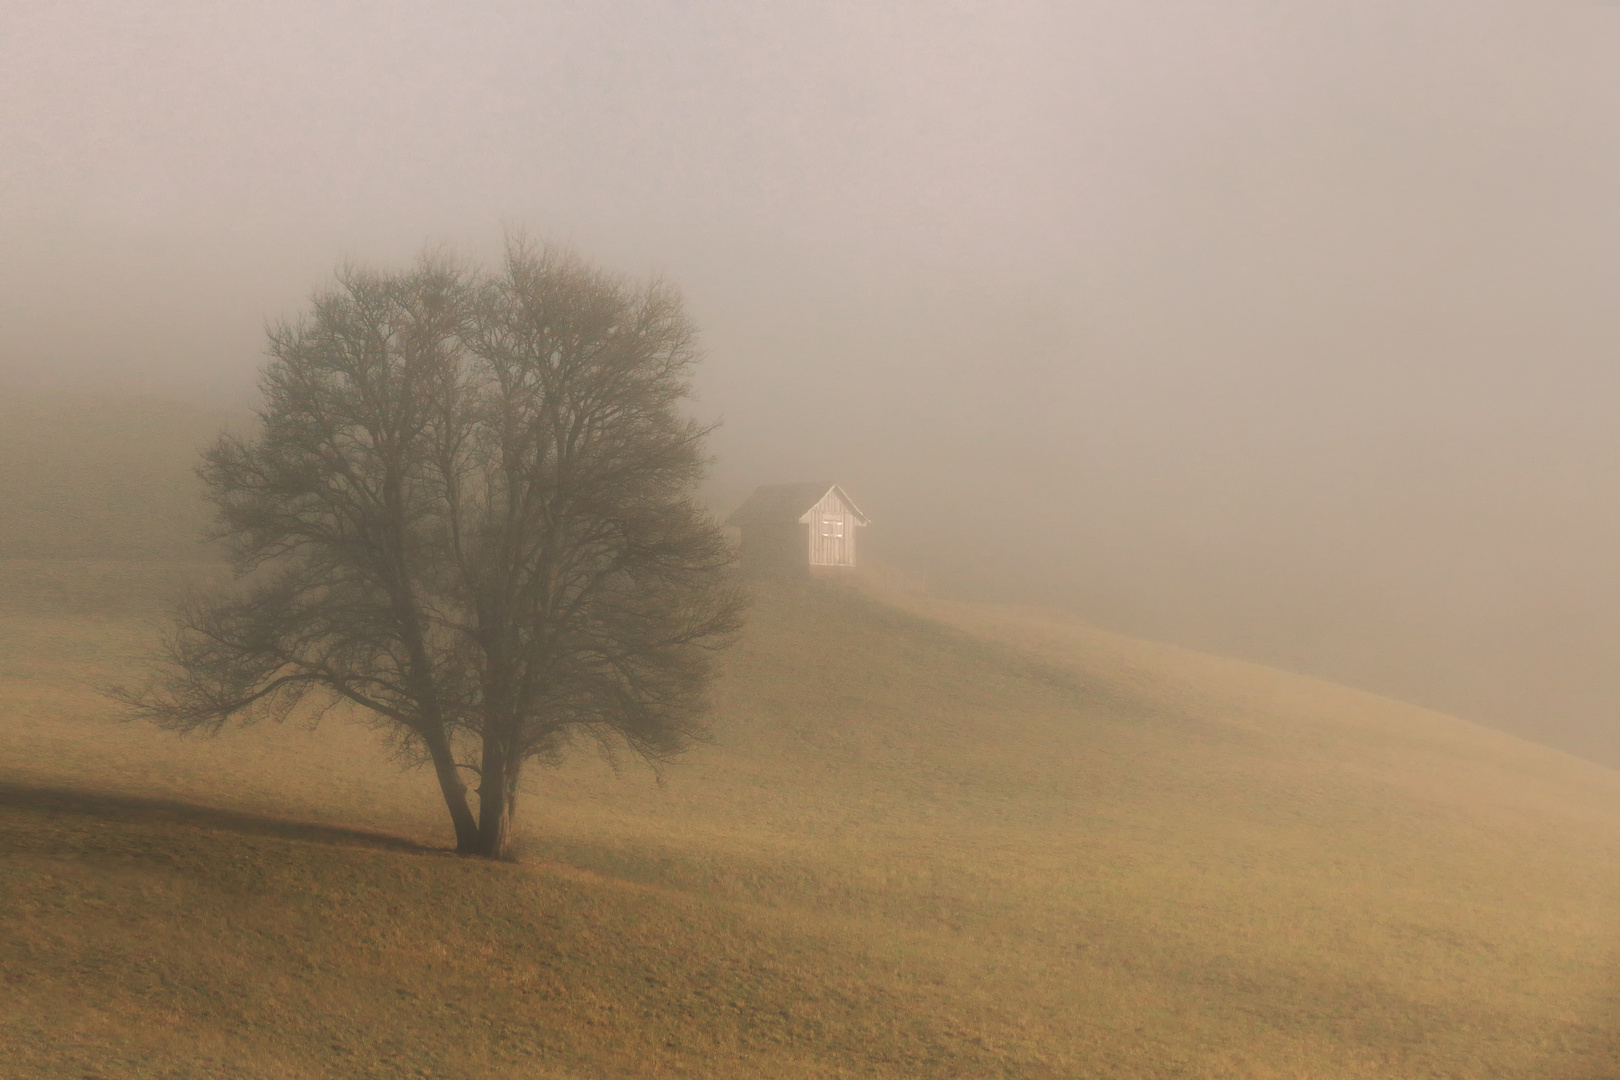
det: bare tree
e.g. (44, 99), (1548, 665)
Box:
(117, 240), (745, 858)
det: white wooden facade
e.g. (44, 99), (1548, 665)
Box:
(799, 486), (863, 567)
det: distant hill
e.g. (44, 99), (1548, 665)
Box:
(0, 390), (235, 560)
(4, 571), (1620, 1077)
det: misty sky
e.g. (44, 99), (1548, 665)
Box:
(6, 1), (1620, 762)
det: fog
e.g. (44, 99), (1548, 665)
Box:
(6, 1), (1620, 761)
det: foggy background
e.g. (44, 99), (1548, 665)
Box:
(5, 1), (1620, 763)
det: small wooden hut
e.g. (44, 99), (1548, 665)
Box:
(726, 483), (870, 576)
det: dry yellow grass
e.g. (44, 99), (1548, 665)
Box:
(4, 559), (1620, 1077)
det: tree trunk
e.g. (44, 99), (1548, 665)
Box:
(475, 736), (520, 859)
(424, 736), (481, 853)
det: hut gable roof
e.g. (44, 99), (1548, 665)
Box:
(726, 483), (870, 528)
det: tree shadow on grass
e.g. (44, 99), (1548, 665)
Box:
(0, 779), (443, 855)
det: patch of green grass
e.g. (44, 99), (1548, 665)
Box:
(4, 565), (1620, 1076)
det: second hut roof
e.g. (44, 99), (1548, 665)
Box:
(725, 483), (869, 527)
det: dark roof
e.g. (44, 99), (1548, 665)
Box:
(726, 483), (869, 527)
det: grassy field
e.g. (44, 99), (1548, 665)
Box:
(4, 559), (1620, 1078)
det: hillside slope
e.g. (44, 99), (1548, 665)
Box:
(0, 391), (232, 561)
(3, 564), (1620, 1077)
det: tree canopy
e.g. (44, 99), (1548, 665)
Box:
(120, 240), (745, 858)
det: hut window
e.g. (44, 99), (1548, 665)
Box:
(820, 517), (844, 538)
